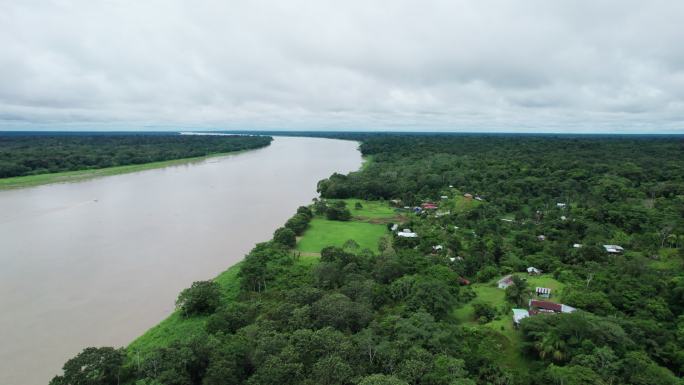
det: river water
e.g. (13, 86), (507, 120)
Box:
(0, 136), (361, 385)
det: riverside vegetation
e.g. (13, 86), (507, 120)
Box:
(0, 133), (272, 188)
(50, 134), (684, 385)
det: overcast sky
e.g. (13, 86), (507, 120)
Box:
(1, 1), (683, 133)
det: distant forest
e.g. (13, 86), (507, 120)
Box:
(0, 134), (272, 178)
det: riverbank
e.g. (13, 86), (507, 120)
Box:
(1, 136), (363, 385)
(0, 150), (256, 190)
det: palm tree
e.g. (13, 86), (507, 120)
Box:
(535, 333), (567, 362)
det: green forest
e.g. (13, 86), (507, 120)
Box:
(50, 134), (684, 385)
(0, 134), (272, 178)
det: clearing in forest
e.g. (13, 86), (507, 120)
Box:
(296, 218), (387, 252)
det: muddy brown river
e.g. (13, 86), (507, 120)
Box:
(0, 136), (361, 385)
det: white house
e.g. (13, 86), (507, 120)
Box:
(537, 235), (546, 241)
(573, 243), (583, 248)
(512, 308), (530, 326)
(432, 245), (444, 251)
(498, 275), (515, 289)
(556, 203), (567, 208)
(397, 229), (418, 238)
(603, 244), (624, 253)
(390, 224), (399, 232)
(527, 267), (542, 275)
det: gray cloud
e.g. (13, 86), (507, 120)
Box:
(0, 0), (683, 133)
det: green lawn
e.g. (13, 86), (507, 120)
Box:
(452, 195), (482, 213)
(329, 198), (397, 219)
(526, 274), (566, 298)
(296, 218), (388, 252)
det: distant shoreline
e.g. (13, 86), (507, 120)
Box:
(0, 148), (260, 190)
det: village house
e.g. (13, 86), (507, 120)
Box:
(474, 196), (484, 201)
(529, 299), (576, 315)
(440, 195), (448, 199)
(537, 235), (546, 241)
(556, 202), (567, 208)
(421, 202), (438, 210)
(432, 245), (444, 252)
(603, 244), (624, 253)
(573, 243), (582, 248)
(527, 266), (542, 275)
(512, 308), (530, 326)
(535, 287), (551, 298)
(512, 300), (576, 327)
(397, 229), (418, 238)
(390, 224), (399, 232)
(463, 193), (473, 199)
(498, 275), (515, 289)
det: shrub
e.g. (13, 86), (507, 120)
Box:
(176, 280), (221, 317)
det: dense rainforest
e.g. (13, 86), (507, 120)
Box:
(0, 134), (272, 178)
(51, 134), (684, 385)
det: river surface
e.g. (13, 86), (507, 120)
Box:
(0, 136), (361, 385)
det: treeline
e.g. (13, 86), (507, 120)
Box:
(51, 135), (684, 385)
(0, 134), (272, 178)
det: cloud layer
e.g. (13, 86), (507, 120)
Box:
(1, 0), (683, 132)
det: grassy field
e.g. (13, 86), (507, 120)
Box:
(452, 194), (482, 213)
(0, 151), (249, 190)
(296, 218), (388, 252)
(329, 198), (397, 219)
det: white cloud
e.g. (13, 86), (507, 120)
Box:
(0, 0), (683, 133)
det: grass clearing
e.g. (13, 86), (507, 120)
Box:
(454, 273), (564, 370)
(452, 278), (536, 371)
(329, 198), (397, 219)
(452, 195), (482, 213)
(296, 218), (387, 252)
(127, 262), (243, 356)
